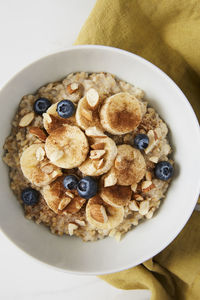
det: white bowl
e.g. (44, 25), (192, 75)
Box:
(0, 45), (200, 275)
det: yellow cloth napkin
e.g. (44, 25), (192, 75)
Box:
(75, 1), (200, 299)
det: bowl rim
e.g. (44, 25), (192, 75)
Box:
(0, 45), (200, 275)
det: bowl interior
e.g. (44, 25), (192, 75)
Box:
(0, 46), (199, 275)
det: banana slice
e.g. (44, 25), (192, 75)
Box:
(100, 185), (132, 208)
(100, 92), (142, 135)
(78, 135), (117, 176)
(86, 195), (124, 230)
(114, 144), (146, 186)
(75, 96), (101, 130)
(43, 102), (76, 134)
(20, 143), (62, 187)
(45, 124), (89, 169)
(42, 176), (86, 214)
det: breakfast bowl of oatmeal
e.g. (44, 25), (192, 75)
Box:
(0, 46), (199, 274)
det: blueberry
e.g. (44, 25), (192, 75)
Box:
(33, 98), (51, 115)
(21, 188), (39, 205)
(63, 175), (79, 190)
(134, 134), (149, 150)
(77, 176), (98, 199)
(154, 161), (173, 181)
(56, 100), (75, 118)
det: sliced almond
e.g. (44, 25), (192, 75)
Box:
(154, 127), (162, 139)
(134, 194), (144, 201)
(93, 158), (104, 170)
(68, 223), (78, 236)
(90, 149), (106, 160)
(75, 219), (86, 226)
(145, 207), (156, 219)
(64, 197), (86, 214)
(35, 146), (45, 161)
(129, 200), (139, 211)
(67, 83), (79, 94)
(91, 142), (105, 150)
(52, 170), (61, 178)
(82, 108), (93, 121)
(90, 204), (108, 223)
(71, 83), (79, 91)
(65, 191), (74, 198)
(41, 164), (54, 174)
(85, 126), (107, 138)
(43, 113), (52, 124)
(141, 180), (152, 190)
(29, 127), (47, 142)
(141, 181), (155, 193)
(86, 88), (99, 109)
(104, 169), (117, 187)
(149, 156), (159, 163)
(58, 197), (71, 210)
(131, 183), (137, 192)
(154, 130), (158, 140)
(145, 171), (152, 181)
(145, 130), (158, 154)
(19, 112), (34, 127)
(114, 156), (123, 169)
(139, 200), (150, 215)
(50, 149), (64, 162)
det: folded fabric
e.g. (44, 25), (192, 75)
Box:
(75, 1), (200, 299)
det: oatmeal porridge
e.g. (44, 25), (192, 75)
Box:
(3, 72), (174, 241)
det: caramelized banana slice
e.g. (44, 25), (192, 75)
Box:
(100, 185), (132, 208)
(100, 92), (142, 135)
(45, 124), (89, 169)
(114, 144), (146, 185)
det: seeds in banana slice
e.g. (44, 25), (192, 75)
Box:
(42, 176), (86, 214)
(100, 185), (132, 208)
(45, 124), (89, 169)
(43, 102), (76, 133)
(20, 143), (62, 187)
(100, 92), (142, 135)
(79, 136), (117, 176)
(75, 96), (101, 130)
(86, 195), (124, 230)
(114, 144), (146, 186)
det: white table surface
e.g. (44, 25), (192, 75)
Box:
(0, 1), (151, 299)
